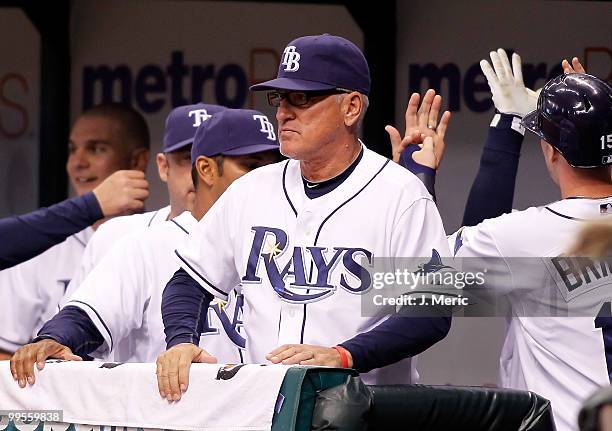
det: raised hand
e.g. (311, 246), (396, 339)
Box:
(562, 57), (586, 74)
(386, 89), (450, 168)
(93, 170), (149, 217)
(480, 48), (539, 117)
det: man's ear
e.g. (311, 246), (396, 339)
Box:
(156, 153), (169, 183)
(343, 92), (363, 128)
(195, 156), (219, 187)
(131, 148), (149, 171)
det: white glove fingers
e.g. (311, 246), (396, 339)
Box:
(511, 52), (525, 86)
(490, 51), (507, 82)
(497, 48), (514, 81)
(480, 60), (498, 87)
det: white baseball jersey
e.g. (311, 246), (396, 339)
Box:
(176, 146), (450, 384)
(0, 228), (93, 353)
(451, 197), (612, 431)
(65, 211), (245, 364)
(0, 207), (170, 354)
(63, 206), (170, 301)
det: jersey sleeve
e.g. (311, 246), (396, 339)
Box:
(64, 234), (149, 358)
(340, 197), (452, 369)
(174, 187), (241, 300)
(0, 193), (102, 270)
(450, 219), (518, 296)
(392, 197), (451, 259)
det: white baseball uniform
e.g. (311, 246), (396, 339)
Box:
(0, 207), (170, 354)
(450, 197), (612, 431)
(0, 228), (93, 352)
(176, 145), (450, 384)
(65, 211), (245, 363)
(63, 206), (170, 301)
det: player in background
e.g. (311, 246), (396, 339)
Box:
(396, 51), (612, 431)
(62, 104), (226, 302)
(156, 34), (452, 402)
(0, 103), (150, 359)
(0, 169), (149, 271)
(9, 108), (281, 388)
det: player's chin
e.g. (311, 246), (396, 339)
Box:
(279, 139), (302, 160)
(70, 179), (99, 196)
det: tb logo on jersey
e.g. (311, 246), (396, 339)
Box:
(242, 226), (373, 303)
(189, 109), (212, 127)
(281, 46), (300, 72)
(253, 115), (276, 140)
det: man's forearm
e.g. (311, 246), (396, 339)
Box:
(399, 145), (437, 200)
(35, 306), (105, 357)
(162, 268), (214, 349)
(462, 113), (524, 227)
(0, 193), (103, 270)
(339, 315), (451, 373)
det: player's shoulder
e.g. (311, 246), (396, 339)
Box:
(464, 205), (543, 237)
(146, 211), (197, 238)
(455, 205), (546, 257)
(363, 147), (433, 200)
(94, 206), (170, 238)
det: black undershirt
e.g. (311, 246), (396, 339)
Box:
(301, 148), (364, 199)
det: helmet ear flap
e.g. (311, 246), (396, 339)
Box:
(558, 117), (581, 164)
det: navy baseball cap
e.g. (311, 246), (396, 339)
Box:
(163, 103), (226, 153)
(250, 34), (370, 95)
(191, 108), (279, 162)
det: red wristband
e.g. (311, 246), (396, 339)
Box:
(333, 345), (349, 368)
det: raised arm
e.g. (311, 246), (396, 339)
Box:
(462, 49), (537, 226)
(0, 170), (149, 270)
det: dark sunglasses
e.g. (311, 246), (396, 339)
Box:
(266, 89), (352, 107)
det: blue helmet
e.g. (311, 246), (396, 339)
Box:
(522, 73), (612, 168)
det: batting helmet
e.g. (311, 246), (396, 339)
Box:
(522, 73), (612, 168)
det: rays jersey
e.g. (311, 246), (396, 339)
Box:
(0, 228), (93, 353)
(451, 197), (612, 431)
(64, 211), (245, 363)
(63, 206), (170, 301)
(176, 146), (450, 384)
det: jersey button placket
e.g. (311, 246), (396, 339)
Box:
(277, 210), (316, 345)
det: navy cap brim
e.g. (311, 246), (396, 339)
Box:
(521, 110), (544, 139)
(250, 77), (336, 92)
(163, 137), (194, 153)
(220, 143), (280, 156)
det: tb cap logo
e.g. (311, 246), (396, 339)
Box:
(189, 109), (212, 127)
(281, 46), (300, 72)
(253, 115), (276, 141)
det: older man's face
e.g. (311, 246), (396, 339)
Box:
(275, 91), (345, 161)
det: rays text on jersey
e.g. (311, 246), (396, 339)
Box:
(241, 226), (373, 303)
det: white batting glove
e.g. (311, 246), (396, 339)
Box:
(480, 48), (540, 117)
